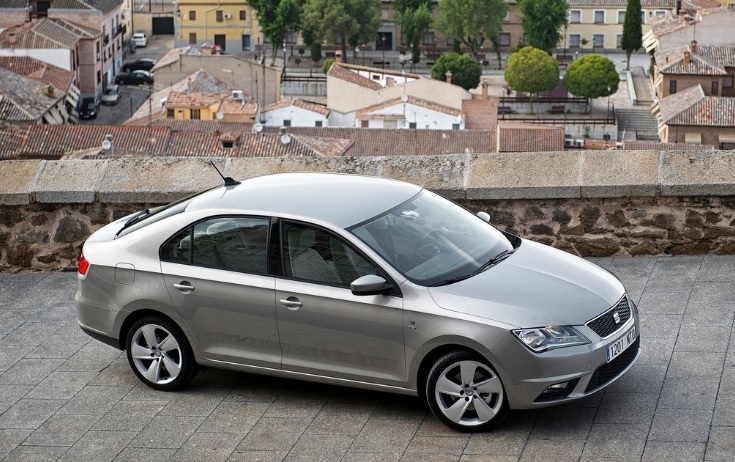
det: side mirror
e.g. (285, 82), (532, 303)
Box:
(477, 211), (491, 223)
(351, 274), (393, 296)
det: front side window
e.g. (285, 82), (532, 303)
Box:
(161, 216), (270, 273)
(349, 190), (514, 286)
(617, 10), (625, 23)
(670, 80), (677, 94)
(594, 10), (605, 24)
(570, 10), (581, 23)
(191, 109), (201, 120)
(593, 34), (604, 48)
(283, 222), (378, 287)
(499, 32), (511, 47)
(569, 34), (581, 48)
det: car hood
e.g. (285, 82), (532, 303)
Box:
(428, 240), (625, 328)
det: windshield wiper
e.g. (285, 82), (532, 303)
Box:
(430, 249), (515, 287)
(471, 249), (515, 277)
(116, 209), (150, 236)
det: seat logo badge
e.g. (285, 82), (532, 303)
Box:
(613, 312), (621, 324)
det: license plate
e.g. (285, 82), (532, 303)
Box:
(606, 325), (636, 363)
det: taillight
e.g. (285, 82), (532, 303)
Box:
(78, 253), (89, 275)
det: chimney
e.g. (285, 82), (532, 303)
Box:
(102, 134), (114, 156)
(45, 85), (54, 97)
(481, 80), (489, 100)
(335, 50), (343, 63)
(683, 51), (691, 65)
(690, 39), (697, 53)
(445, 70), (453, 85)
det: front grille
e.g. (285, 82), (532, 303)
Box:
(585, 337), (640, 393)
(586, 296), (631, 338)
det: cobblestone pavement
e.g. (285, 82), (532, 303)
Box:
(1, 255), (734, 461)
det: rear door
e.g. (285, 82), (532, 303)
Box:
(160, 216), (280, 368)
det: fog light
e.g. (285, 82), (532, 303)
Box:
(535, 379), (580, 402)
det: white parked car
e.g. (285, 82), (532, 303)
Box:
(131, 33), (147, 47)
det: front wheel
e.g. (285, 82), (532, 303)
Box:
(425, 351), (508, 432)
(125, 316), (197, 391)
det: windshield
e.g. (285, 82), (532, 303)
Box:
(349, 190), (515, 286)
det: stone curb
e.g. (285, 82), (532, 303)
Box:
(1, 150), (733, 206)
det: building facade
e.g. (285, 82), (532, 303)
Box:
(173, 0), (261, 55)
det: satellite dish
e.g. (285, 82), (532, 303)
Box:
(254, 123), (263, 133)
(280, 133), (291, 145)
(215, 111), (224, 120)
(101, 140), (111, 150)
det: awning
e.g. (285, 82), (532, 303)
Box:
(719, 133), (735, 143)
(643, 30), (657, 53)
(685, 132), (702, 144)
(66, 84), (80, 108)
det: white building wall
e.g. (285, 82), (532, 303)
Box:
(264, 105), (328, 127)
(358, 102), (464, 130)
(0, 49), (72, 70)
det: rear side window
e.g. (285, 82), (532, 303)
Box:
(161, 216), (270, 274)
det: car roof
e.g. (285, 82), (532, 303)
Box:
(186, 172), (423, 228)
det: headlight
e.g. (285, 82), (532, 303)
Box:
(512, 326), (590, 353)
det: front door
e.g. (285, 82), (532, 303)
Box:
(275, 222), (405, 386)
(214, 34), (226, 52)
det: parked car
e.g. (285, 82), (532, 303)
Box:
(75, 173), (640, 432)
(115, 70), (153, 85)
(101, 85), (120, 105)
(122, 58), (157, 72)
(77, 100), (97, 119)
(131, 32), (147, 47)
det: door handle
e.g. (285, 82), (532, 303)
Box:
(173, 282), (195, 293)
(279, 297), (303, 310)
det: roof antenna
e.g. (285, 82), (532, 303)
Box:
(210, 160), (240, 186)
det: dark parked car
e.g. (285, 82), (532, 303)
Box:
(78, 100), (97, 119)
(115, 70), (153, 85)
(122, 58), (157, 72)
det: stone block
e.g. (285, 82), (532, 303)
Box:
(98, 158), (224, 204)
(581, 150), (659, 197)
(0, 160), (42, 205)
(34, 160), (106, 204)
(661, 151), (735, 196)
(467, 151), (581, 200)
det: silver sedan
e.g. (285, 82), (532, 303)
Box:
(75, 172), (640, 432)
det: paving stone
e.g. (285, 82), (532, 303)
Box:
(682, 304), (735, 329)
(606, 364), (666, 394)
(463, 414), (533, 456)
(0, 429), (33, 459)
(403, 436), (469, 457)
(529, 406), (595, 439)
(58, 430), (136, 462)
(638, 314), (682, 339)
(350, 418), (421, 454)
(705, 426), (735, 461)
(92, 400), (168, 432)
(688, 282), (735, 306)
(226, 450), (290, 462)
(341, 453), (400, 462)
(636, 337), (675, 365)
(658, 378), (719, 410)
(0, 384), (32, 415)
(158, 388), (228, 417)
(57, 385), (131, 416)
(519, 438), (585, 462)
(0, 398), (65, 429)
(667, 352), (726, 379)
(88, 358), (140, 387)
(128, 415), (205, 449)
(26, 333), (91, 360)
(237, 417), (311, 452)
(24, 414), (99, 446)
(581, 423), (648, 459)
(57, 343), (123, 372)
(0, 359), (63, 386)
(3, 444), (68, 462)
(307, 401), (375, 435)
(712, 394), (735, 426)
(642, 441), (706, 462)
(697, 256), (735, 282)
(648, 408), (713, 442)
(283, 431), (353, 462)
(27, 371), (98, 400)
(594, 392), (658, 424)
(0, 343), (28, 373)
(172, 431), (243, 462)
(198, 401), (269, 434)
(112, 447), (177, 461)
(719, 367), (735, 394)
(262, 391), (328, 419)
(637, 292), (689, 315)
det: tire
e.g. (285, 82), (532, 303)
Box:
(125, 315), (198, 391)
(425, 350), (508, 432)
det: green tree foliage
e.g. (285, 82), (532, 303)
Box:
(323, 58), (335, 73)
(397, 2), (433, 65)
(504, 46), (559, 112)
(563, 54), (620, 112)
(251, 0), (304, 63)
(620, 0), (643, 70)
(435, 0), (508, 54)
(302, 0), (381, 65)
(431, 53), (481, 90)
(517, 0), (568, 54)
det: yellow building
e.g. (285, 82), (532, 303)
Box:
(164, 91), (257, 122)
(565, 0), (678, 52)
(173, 0), (261, 54)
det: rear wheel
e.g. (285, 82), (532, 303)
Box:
(425, 350), (508, 432)
(125, 316), (197, 390)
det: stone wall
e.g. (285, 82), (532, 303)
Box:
(1, 150), (735, 271)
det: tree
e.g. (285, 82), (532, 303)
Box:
(517, 0), (568, 54)
(504, 46), (559, 113)
(302, 0), (381, 65)
(620, 0), (643, 70)
(435, 0), (508, 54)
(396, 2), (433, 67)
(563, 54), (620, 112)
(431, 53), (481, 90)
(251, 0), (304, 64)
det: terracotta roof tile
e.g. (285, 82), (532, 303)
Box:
(357, 96), (463, 119)
(327, 62), (383, 91)
(0, 123), (28, 158)
(463, 96), (498, 130)
(659, 84), (735, 126)
(623, 140), (715, 150)
(145, 119), (254, 133)
(497, 122), (566, 153)
(658, 45), (735, 75)
(262, 99), (329, 116)
(0, 56), (73, 92)
(262, 127), (496, 156)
